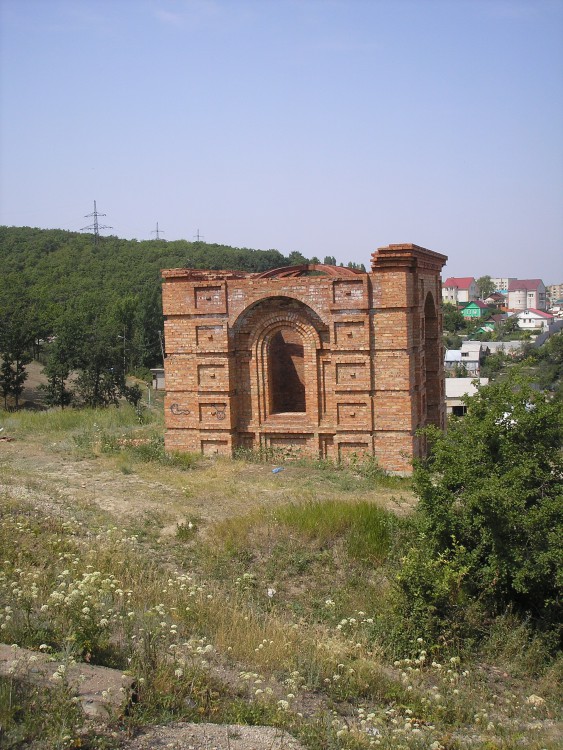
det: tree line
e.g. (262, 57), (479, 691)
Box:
(0, 226), (312, 408)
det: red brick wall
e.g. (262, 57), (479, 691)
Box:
(161, 245), (447, 474)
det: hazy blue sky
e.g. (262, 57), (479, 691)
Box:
(1, 0), (562, 281)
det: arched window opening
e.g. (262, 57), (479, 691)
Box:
(424, 293), (441, 426)
(269, 328), (306, 413)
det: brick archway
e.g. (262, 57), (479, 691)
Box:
(161, 243), (447, 473)
(233, 298), (325, 430)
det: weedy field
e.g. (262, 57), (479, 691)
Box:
(0, 401), (561, 749)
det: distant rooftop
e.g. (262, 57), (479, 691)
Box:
(443, 276), (475, 289)
(508, 279), (544, 292)
(445, 378), (489, 399)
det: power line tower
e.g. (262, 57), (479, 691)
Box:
(81, 200), (112, 247)
(151, 222), (165, 240)
(194, 228), (205, 242)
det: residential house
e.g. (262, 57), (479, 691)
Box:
(442, 277), (479, 305)
(477, 321), (496, 334)
(460, 340), (482, 375)
(446, 378), (489, 416)
(477, 313), (508, 335)
(484, 291), (506, 310)
(491, 277), (516, 294)
(515, 309), (554, 332)
(444, 349), (462, 374)
(461, 300), (490, 319)
(507, 279), (547, 311)
(444, 340), (483, 376)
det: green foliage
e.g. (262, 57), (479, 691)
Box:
(410, 376), (563, 634)
(0, 674), (84, 749)
(122, 383), (143, 407)
(443, 331), (463, 349)
(0, 226), (311, 409)
(274, 500), (396, 564)
(525, 331), (563, 397)
(476, 274), (496, 299)
(496, 315), (521, 339)
(480, 350), (507, 379)
(0, 280), (37, 408)
(442, 303), (465, 333)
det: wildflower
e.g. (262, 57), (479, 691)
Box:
(526, 694), (545, 707)
(277, 700), (289, 710)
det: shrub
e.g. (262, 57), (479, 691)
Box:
(408, 375), (563, 636)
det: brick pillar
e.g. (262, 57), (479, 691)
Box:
(370, 244), (447, 472)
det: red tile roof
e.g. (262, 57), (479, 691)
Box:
(519, 308), (553, 319)
(486, 292), (506, 301)
(443, 277), (475, 289)
(508, 279), (544, 292)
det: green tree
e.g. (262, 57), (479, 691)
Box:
(408, 376), (562, 634)
(476, 275), (495, 299)
(480, 351), (507, 379)
(71, 296), (125, 408)
(40, 315), (82, 408)
(0, 359), (16, 409)
(287, 250), (308, 266)
(444, 332), (463, 350)
(442, 303), (465, 333)
(0, 285), (37, 408)
(347, 261), (366, 271)
(498, 315), (520, 339)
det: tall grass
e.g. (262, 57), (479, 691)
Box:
(0, 403), (161, 437)
(273, 500), (397, 563)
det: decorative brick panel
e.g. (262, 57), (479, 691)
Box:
(162, 248), (447, 474)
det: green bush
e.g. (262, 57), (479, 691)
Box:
(409, 375), (563, 636)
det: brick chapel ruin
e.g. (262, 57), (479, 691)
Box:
(162, 243), (447, 474)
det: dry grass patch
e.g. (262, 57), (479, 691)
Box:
(1, 405), (561, 750)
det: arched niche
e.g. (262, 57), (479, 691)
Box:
(268, 327), (306, 413)
(232, 297), (326, 427)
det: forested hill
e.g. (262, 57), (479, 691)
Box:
(1, 225), (306, 302)
(0, 226), (310, 382)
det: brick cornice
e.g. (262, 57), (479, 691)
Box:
(371, 244), (447, 273)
